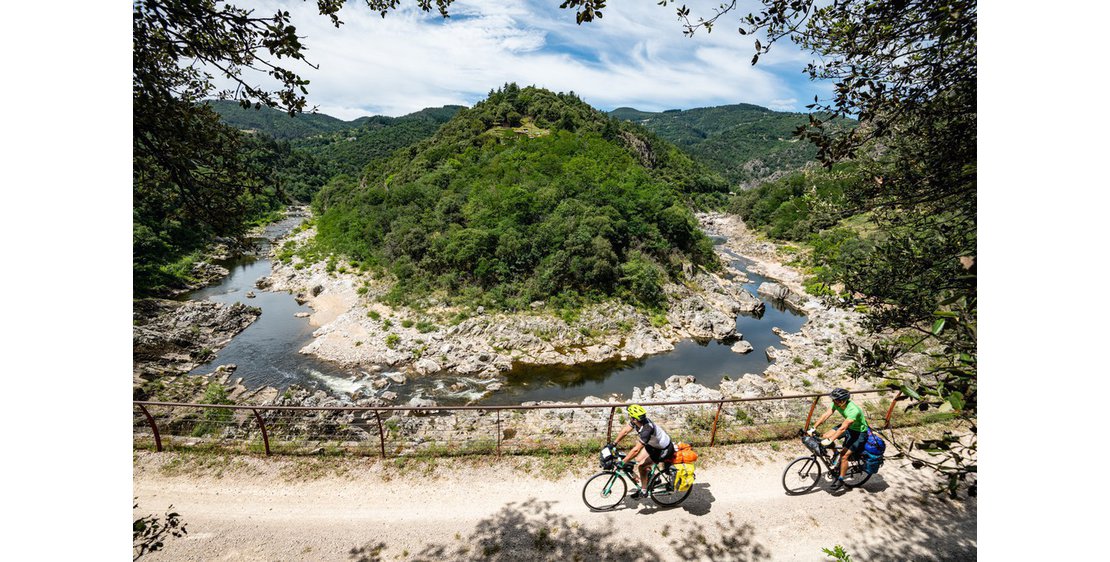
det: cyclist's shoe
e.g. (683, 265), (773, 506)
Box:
(830, 478), (845, 492)
(630, 487), (644, 499)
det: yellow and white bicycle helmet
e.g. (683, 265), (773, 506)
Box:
(627, 404), (647, 420)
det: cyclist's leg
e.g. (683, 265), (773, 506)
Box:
(840, 429), (866, 477)
(635, 447), (651, 490)
(840, 447), (853, 478)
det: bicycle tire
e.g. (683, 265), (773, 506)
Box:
(782, 456), (822, 495)
(841, 457), (872, 488)
(649, 468), (692, 507)
(582, 471), (627, 511)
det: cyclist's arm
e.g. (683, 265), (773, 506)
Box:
(622, 441), (643, 464)
(824, 418), (852, 441)
(614, 424), (631, 444)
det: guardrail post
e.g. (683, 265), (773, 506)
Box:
(709, 401), (724, 447)
(884, 390), (902, 431)
(606, 407), (616, 443)
(496, 410), (502, 457)
(138, 404), (162, 452)
(251, 409), (271, 456)
(804, 396), (820, 430)
(374, 410), (386, 459)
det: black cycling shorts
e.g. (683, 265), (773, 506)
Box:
(842, 428), (868, 455)
(644, 442), (676, 464)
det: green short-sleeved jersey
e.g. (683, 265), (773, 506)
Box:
(833, 400), (869, 432)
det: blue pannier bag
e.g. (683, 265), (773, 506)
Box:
(862, 429), (886, 474)
(864, 428), (886, 456)
(863, 451), (884, 474)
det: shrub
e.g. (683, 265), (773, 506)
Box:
(192, 383), (232, 437)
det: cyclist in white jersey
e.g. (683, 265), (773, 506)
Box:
(613, 404), (676, 498)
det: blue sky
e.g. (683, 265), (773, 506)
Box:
(225, 0), (834, 120)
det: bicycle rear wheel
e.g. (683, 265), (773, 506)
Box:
(649, 468), (692, 507)
(582, 471), (627, 511)
(782, 456), (822, 494)
(842, 457), (872, 488)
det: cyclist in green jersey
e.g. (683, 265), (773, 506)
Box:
(811, 388), (869, 491)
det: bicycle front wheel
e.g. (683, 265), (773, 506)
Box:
(842, 458), (872, 488)
(649, 470), (692, 507)
(582, 471), (627, 511)
(782, 456), (822, 494)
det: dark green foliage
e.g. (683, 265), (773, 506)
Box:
(206, 99), (358, 139)
(191, 383), (233, 437)
(290, 107), (462, 177)
(211, 100), (464, 179)
(314, 85), (725, 311)
(133, 1), (454, 297)
(610, 104), (847, 187)
(727, 164), (859, 240)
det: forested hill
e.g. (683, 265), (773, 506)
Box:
(206, 99), (361, 139)
(312, 84), (728, 311)
(210, 100), (464, 180)
(288, 106), (463, 177)
(609, 104), (837, 188)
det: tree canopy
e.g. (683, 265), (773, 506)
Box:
(312, 85), (725, 310)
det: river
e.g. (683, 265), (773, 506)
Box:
(187, 223), (807, 404)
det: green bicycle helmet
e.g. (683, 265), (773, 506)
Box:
(627, 404), (647, 420)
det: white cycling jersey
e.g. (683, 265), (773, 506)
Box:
(635, 419), (672, 450)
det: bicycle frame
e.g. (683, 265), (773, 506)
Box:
(601, 462), (665, 496)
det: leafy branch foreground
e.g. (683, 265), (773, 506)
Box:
(133, 501), (187, 560)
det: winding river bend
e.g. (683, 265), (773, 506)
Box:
(187, 224), (807, 404)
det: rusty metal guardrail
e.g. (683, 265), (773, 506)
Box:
(134, 388), (905, 457)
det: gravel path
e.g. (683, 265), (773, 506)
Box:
(133, 442), (976, 561)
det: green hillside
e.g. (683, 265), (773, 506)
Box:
(610, 104), (845, 188)
(312, 84), (727, 311)
(289, 106), (463, 177)
(206, 100), (359, 139)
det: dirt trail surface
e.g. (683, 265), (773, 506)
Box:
(134, 442), (975, 561)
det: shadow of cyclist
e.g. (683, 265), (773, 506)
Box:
(634, 482), (716, 516)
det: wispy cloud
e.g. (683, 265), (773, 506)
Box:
(221, 1), (831, 119)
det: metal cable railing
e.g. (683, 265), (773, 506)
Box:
(134, 389), (913, 458)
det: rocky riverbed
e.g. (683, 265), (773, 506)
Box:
(263, 222), (768, 391)
(134, 207), (875, 422)
(132, 298), (261, 398)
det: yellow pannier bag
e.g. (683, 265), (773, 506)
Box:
(674, 462), (696, 491)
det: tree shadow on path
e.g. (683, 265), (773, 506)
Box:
(349, 496), (769, 562)
(848, 468), (976, 561)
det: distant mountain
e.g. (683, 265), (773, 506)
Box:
(609, 104), (848, 188)
(288, 106), (464, 177)
(205, 100), (362, 139)
(208, 100), (465, 177)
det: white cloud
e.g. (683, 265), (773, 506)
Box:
(215, 0), (828, 119)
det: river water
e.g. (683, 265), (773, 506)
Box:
(187, 225), (807, 404)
